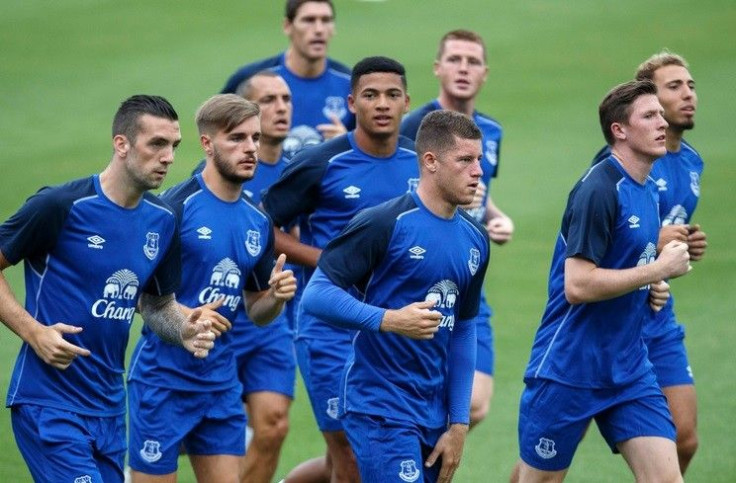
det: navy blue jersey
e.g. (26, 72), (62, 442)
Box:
(401, 100), (502, 223)
(591, 142), (704, 339)
(0, 176), (179, 416)
(128, 174), (275, 391)
(191, 154), (290, 205)
(262, 132), (419, 339)
(222, 53), (355, 158)
(524, 157), (661, 388)
(306, 191), (490, 427)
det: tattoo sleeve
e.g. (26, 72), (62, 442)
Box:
(138, 293), (184, 345)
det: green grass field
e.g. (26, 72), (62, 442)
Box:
(1, 0), (735, 481)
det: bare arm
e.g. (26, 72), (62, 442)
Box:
(273, 227), (321, 268)
(139, 292), (215, 358)
(0, 251), (90, 369)
(244, 254), (297, 326)
(564, 240), (691, 305)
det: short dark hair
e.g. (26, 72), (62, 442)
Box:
(350, 56), (407, 91)
(437, 29), (486, 62)
(195, 94), (260, 136)
(415, 110), (482, 159)
(598, 80), (658, 145)
(285, 0), (334, 22)
(112, 95), (178, 142)
(235, 70), (282, 99)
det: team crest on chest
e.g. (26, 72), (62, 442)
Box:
(245, 230), (262, 256)
(322, 96), (347, 120)
(398, 459), (420, 482)
(484, 140), (498, 166)
(143, 232), (160, 260)
(406, 178), (419, 193)
(468, 248), (481, 275)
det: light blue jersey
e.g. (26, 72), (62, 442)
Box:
(0, 175), (179, 416)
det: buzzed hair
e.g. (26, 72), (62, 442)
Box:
(195, 94), (260, 136)
(415, 110), (482, 160)
(635, 50), (689, 82)
(598, 80), (658, 145)
(437, 29), (487, 62)
(350, 56), (407, 91)
(112, 95), (178, 143)
(285, 0), (334, 22)
(235, 70), (282, 100)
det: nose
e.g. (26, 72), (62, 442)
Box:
(244, 136), (258, 153)
(161, 146), (175, 164)
(658, 112), (669, 130)
(472, 159), (483, 178)
(459, 58), (469, 72)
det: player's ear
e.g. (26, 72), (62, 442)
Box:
(200, 134), (213, 155)
(347, 94), (356, 114)
(404, 94), (410, 114)
(283, 18), (292, 37)
(422, 151), (438, 173)
(113, 134), (130, 158)
(611, 122), (626, 141)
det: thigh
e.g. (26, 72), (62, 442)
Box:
(618, 436), (681, 482)
(189, 454), (240, 483)
(11, 404), (106, 483)
(238, 324), (296, 399)
(517, 380), (591, 472)
(661, 384), (697, 438)
(186, 384), (246, 457)
(295, 337), (351, 432)
(127, 382), (202, 474)
(343, 413), (426, 483)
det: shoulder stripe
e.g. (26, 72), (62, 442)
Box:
(327, 68), (351, 81)
(396, 207), (421, 220)
(239, 198), (269, 222)
(327, 148), (356, 164)
(459, 215), (487, 239)
(72, 194), (99, 205)
(182, 189), (204, 206)
(143, 198), (174, 216)
(398, 147), (417, 156)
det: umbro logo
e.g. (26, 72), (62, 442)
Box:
(343, 186), (361, 199)
(197, 226), (212, 240)
(655, 178), (668, 192)
(409, 246), (426, 260)
(628, 215), (640, 228)
(87, 235), (105, 249)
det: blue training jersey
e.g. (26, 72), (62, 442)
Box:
(401, 100), (502, 223)
(128, 174), (275, 391)
(592, 142), (704, 339)
(305, 191), (490, 427)
(262, 132), (420, 339)
(221, 53), (355, 158)
(524, 156), (661, 389)
(0, 175), (179, 416)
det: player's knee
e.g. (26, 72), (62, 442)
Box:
(470, 395), (491, 426)
(254, 407), (290, 449)
(677, 428), (699, 465)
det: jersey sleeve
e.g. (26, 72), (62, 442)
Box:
(318, 205), (396, 291)
(459, 243), (490, 320)
(590, 145), (612, 167)
(244, 214), (276, 292)
(261, 152), (328, 227)
(447, 315), (477, 424)
(0, 186), (71, 265)
(563, 175), (617, 265)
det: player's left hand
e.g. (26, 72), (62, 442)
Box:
(425, 423), (468, 483)
(687, 224), (707, 261)
(269, 254), (297, 302)
(316, 114), (347, 140)
(487, 215), (514, 245)
(648, 280), (670, 312)
(180, 308), (215, 359)
(194, 298), (231, 337)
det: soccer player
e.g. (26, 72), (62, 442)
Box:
(589, 52), (706, 474)
(222, 0), (354, 157)
(514, 80), (692, 482)
(126, 95), (297, 483)
(0, 95), (216, 483)
(301, 109), (490, 483)
(262, 56), (418, 482)
(401, 29), (513, 428)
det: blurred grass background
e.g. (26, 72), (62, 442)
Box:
(1, 1), (734, 481)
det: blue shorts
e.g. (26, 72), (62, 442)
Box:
(343, 412), (445, 483)
(233, 317), (297, 399)
(295, 334), (353, 432)
(518, 372), (675, 472)
(11, 404), (126, 483)
(127, 381), (246, 475)
(645, 324), (694, 388)
(474, 298), (494, 375)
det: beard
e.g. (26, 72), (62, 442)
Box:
(212, 146), (253, 184)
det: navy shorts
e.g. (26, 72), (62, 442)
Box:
(127, 381), (246, 474)
(518, 372), (675, 472)
(343, 412), (445, 483)
(11, 404), (126, 483)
